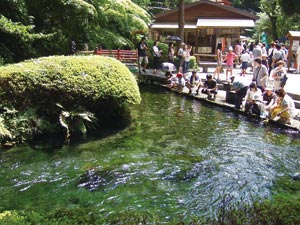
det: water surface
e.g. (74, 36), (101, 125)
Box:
(0, 85), (300, 222)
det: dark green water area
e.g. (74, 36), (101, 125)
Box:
(1, 85), (300, 222)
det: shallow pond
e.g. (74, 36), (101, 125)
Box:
(1, 85), (300, 222)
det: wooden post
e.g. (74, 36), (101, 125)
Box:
(288, 37), (293, 70)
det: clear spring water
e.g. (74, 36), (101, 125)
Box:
(0, 85), (300, 222)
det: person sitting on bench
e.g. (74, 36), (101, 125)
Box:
(197, 74), (217, 100)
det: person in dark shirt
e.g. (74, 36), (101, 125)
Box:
(197, 74), (217, 100)
(136, 37), (148, 74)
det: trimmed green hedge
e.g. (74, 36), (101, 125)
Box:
(0, 55), (141, 143)
(0, 55), (140, 108)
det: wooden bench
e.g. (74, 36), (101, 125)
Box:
(198, 61), (226, 73)
(193, 53), (216, 62)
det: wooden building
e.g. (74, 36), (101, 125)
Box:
(286, 31), (300, 70)
(149, 0), (258, 57)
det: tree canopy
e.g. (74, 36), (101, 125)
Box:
(278, 0), (300, 15)
(0, 0), (151, 64)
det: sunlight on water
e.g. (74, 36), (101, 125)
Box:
(0, 85), (300, 221)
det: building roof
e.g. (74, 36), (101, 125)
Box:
(154, 0), (258, 22)
(287, 31), (300, 38)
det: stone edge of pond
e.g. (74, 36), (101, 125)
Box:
(157, 83), (300, 132)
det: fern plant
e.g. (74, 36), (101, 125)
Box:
(57, 103), (96, 142)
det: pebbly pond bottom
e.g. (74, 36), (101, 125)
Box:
(1, 85), (300, 222)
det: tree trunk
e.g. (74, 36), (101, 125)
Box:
(269, 16), (278, 41)
(178, 0), (185, 44)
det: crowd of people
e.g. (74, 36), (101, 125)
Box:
(136, 37), (297, 125)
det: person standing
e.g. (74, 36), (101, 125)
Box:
(153, 41), (162, 74)
(234, 41), (243, 64)
(183, 44), (192, 74)
(168, 42), (175, 63)
(214, 42), (223, 81)
(177, 43), (185, 73)
(252, 58), (268, 91)
(137, 37), (148, 74)
(240, 50), (250, 76)
(252, 42), (262, 69)
(224, 47), (237, 81)
(268, 42), (276, 75)
(270, 60), (287, 89)
(271, 43), (284, 70)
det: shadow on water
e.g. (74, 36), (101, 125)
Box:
(1, 84), (300, 222)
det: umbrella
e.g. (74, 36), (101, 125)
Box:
(166, 36), (181, 42)
(160, 62), (177, 72)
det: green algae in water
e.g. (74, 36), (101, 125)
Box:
(0, 85), (300, 222)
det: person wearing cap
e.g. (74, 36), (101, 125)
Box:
(252, 57), (268, 91)
(197, 74), (217, 100)
(185, 71), (201, 94)
(257, 85), (276, 118)
(223, 46), (237, 81)
(176, 72), (185, 92)
(270, 60), (287, 89)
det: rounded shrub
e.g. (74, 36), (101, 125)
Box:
(0, 55), (141, 109)
(0, 55), (141, 143)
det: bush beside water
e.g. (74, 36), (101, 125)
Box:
(0, 55), (141, 145)
(1, 195), (300, 224)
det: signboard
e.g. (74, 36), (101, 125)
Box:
(292, 40), (299, 51)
